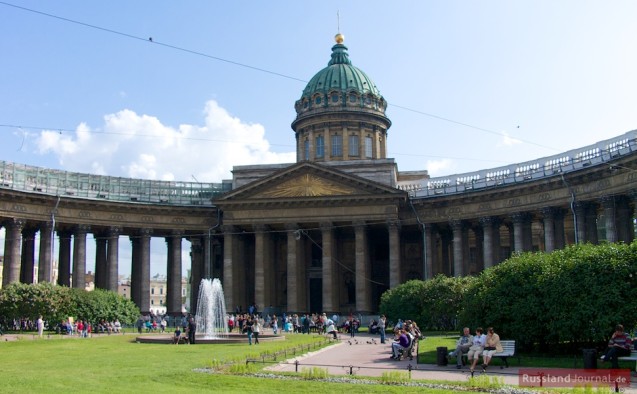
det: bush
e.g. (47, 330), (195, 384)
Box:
(0, 283), (140, 330)
(459, 242), (637, 352)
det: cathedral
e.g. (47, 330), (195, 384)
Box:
(1, 34), (636, 316)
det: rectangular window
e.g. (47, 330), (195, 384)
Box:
(365, 136), (373, 158)
(332, 134), (343, 157)
(316, 135), (324, 158)
(349, 135), (359, 156)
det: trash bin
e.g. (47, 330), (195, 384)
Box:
(582, 348), (597, 369)
(437, 346), (448, 366)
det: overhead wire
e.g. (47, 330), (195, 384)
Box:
(0, 1), (561, 156)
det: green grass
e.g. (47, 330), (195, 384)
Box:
(417, 335), (636, 370)
(1, 332), (616, 393)
(0, 334), (476, 393)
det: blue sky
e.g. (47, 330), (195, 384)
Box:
(1, 1), (637, 277)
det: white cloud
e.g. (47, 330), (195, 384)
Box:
(498, 131), (522, 147)
(425, 159), (453, 176)
(35, 100), (296, 182)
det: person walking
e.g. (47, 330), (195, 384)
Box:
(378, 315), (387, 344)
(187, 317), (196, 345)
(244, 316), (254, 345)
(36, 315), (44, 338)
(253, 316), (261, 344)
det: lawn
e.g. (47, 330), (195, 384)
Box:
(1, 331), (619, 393)
(0, 333), (473, 394)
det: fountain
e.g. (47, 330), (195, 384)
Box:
(195, 278), (228, 339)
(135, 277), (284, 344)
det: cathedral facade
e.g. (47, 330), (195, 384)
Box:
(1, 34), (637, 316)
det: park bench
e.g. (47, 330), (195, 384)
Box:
(618, 349), (637, 371)
(398, 335), (418, 361)
(460, 340), (517, 368)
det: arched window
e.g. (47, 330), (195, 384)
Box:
(332, 134), (343, 157)
(349, 135), (359, 156)
(315, 96), (322, 105)
(316, 135), (325, 158)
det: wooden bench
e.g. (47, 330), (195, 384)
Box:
(618, 349), (637, 371)
(459, 340), (517, 368)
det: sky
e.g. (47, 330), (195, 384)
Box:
(1, 1), (637, 277)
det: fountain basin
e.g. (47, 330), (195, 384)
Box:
(135, 333), (285, 344)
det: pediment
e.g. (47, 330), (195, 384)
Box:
(216, 162), (404, 203)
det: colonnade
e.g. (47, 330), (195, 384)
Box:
(1, 192), (635, 315)
(0, 219), (193, 316)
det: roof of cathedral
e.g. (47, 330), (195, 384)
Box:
(300, 33), (382, 98)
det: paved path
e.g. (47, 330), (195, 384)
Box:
(266, 333), (637, 392)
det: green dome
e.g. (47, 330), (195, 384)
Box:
(301, 43), (381, 97)
(293, 36), (388, 120)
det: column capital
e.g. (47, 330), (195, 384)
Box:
(139, 228), (153, 237)
(387, 219), (401, 231)
(353, 220), (367, 229)
(600, 195), (615, 207)
(108, 226), (122, 237)
(320, 221), (333, 231)
(449, 219), (464, 230)
(222, 225), (237, 234)
(40, 221), (54, 231)
(479, 216), (499, 227)
(284, 223), (299, 231)
(75, 224), (91, 234)
(510, 212), (530, 224)
(253, 224), (270, 233)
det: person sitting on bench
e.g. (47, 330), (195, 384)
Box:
(601, 324), (632, 368)
(449, 327), (473, 369)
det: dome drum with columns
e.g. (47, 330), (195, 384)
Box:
(293, 34), (391, 164)
(2, 33), (637, 317)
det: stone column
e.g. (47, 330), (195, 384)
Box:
(321, 222), (337, 313)
(574, 202), (587, 244)
(94, 234), (107, 289)
(584, 203), (599, 244)
(423, 224), (435, 280)
(553, 209), (566, 250)
(222, 226), (236, 314)
(38, 221), (53, 283)
(388, 220), (401, 287)
(139, 228), (152, 314)
(616, 196), (632, 243)
(2, 219), (25, 286)
(511, 213), (527, 252)
(541, 208), (556, 253)
(450, 220), (465, 277)
(106, 226), (121, 291)
(166, 230), (183, 316)
(130, 236), (141, 307)
(57, 230), (72, 287)
(601, 196), (617, 243)
(20, 227), (36, 284)
(189, 238), (203, 314)
(480, 217), (495, 269)
(253, 225), (269, 312)
(354, 221), (371, 313)
(72, 224), (90, 289)
(286, 223), (300, 312)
